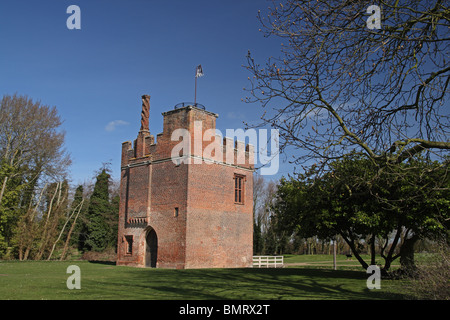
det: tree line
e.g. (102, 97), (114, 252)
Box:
(0, 94), (118, 260)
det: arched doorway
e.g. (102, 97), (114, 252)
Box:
(145, 228), (158, 268)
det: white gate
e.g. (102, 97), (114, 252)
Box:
(252, 256), (284, 268)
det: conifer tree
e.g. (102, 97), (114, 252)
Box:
(83, 169), (111, 252)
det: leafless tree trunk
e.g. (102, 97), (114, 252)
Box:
(16, 183), (48, 260)
(48, 199), (84, 260)
(35, 181), (68, 260)
(59, 199), (84, 261)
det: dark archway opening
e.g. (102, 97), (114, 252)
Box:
(145, 229), (158, 268)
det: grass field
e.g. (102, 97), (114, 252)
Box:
(0, 254), (412, 300)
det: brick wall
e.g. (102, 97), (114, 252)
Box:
(117, 102), (253, 268)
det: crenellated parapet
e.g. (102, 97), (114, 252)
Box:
(121, 102), (254, 171)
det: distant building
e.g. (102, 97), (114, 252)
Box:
(116, 96), (254, 268)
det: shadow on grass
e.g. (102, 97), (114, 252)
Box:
(85, 267), (406, 300)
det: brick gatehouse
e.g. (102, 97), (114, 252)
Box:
(116, 95), (254, 268)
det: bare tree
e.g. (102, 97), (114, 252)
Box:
(0, 93), (71, 257)
(15, 183), (48, 260)
(245, 0), (449, 270)
(245, 0), (449, 170)
(0, 94), (70, 201)
(254, 174), (278, 234)
(35, 181), (69, 260)
(253, 173), (279, 254)
(59, 198), (84, 261)
(49, 198), (84, 261)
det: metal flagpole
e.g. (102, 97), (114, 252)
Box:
(195, 74), (197, 106)
(194, 65), (203, 106)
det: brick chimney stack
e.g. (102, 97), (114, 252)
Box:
(135, 94), (151, 158)
(140, 95), (150, 132)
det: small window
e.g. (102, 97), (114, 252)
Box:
(234, 174), (245, 204)
(125, 235), (133, 254)
(174, 207), (179, 217)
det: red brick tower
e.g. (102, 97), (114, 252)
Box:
(116, 96), (254, 268)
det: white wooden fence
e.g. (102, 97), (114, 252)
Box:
(252, 256), (284, 268)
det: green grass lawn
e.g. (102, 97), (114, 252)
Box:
(0, 258), (408, 300)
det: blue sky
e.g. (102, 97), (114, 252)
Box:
(0, 0), (293, 185)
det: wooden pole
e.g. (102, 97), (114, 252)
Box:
(333, 238), (337, 270)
